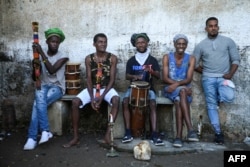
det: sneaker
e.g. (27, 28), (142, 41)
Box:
(173, 138), (183, 148)
(214, 133), (224, 145)
(122, 135), (133, 143)
(38, 131), (53, 144)
(23, 138), (37, 150)
(151, 137), (165, 146)
(187, 130), (199, 142)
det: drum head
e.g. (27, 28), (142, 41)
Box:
(131, 81), (149, 88)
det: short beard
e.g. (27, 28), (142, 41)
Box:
(137, 48), (147, 53)
(208, 33), (218, 38)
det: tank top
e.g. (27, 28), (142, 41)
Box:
(90, 53), (112, 87)
(168, 52), (190, 81)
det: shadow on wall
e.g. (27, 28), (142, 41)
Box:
(0, 52), (13, 62)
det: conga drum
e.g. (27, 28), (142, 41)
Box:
(129, 81), (150, 138)
(66, 79), (81, 95)
(65, 63), (81, 73)
(65, 71), (80, 80)
(65, 63), (81, 95)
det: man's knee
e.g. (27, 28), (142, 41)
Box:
(222, 93), (234, 103)
(111, 95), (120, 105)
(72, 98), (81, 108)
(179, 88), (187, 96)
(122, 97), (129, 109)
(123, 97), (129, 104)
(150, 100), (156, 108)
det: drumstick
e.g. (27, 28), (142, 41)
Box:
(32, 22), (41, 89)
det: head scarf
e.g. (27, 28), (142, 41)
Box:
(45, 28), (65, 43)
(130, 33), (150, 47)
(173, 34), (188, 44)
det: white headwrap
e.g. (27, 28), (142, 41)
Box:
(135, 48), (150, 65)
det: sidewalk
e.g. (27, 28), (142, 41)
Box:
(108, 138), (227, 155)
(0, 129), (249, 167)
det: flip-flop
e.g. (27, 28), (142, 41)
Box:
(62, 141), (80, 148)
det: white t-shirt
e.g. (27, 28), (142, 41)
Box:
(40, 50), (68, 94)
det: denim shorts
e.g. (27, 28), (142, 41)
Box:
(163, 86), (192, 103)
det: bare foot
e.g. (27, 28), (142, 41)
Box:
(62, 138), (80, 148)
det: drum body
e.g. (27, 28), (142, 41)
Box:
(66, 79), (81, 95)
(65, 72), (80, 80)
(129, 81), (150, 138)
(65, 63), (81, 73)
(65, 63), (81, 95)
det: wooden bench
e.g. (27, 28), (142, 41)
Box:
(48, 93), (182, 138)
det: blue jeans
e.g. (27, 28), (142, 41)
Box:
(202, 76), (234, 134)
(28, 84), (63, 140)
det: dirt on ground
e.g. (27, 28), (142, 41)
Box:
(0, 127), (250, 167)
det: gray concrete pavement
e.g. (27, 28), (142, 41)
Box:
(98, 138), (227, 155)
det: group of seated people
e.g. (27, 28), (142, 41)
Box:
(23, 16), (240, 151)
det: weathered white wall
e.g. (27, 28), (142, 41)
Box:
(1, 0), (250, 140)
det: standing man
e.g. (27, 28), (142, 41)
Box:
(24, 28), (68, 150)
(63, 33), (119, 148)
(193, 17), (240, 144)
(122, 33), (164, 146)
(162, 34), (199, 148)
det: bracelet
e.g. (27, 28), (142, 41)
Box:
(43, 59), (47, 63)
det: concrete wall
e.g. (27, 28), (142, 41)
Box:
(1, 0), (250, 140)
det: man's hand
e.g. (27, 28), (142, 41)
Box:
(91, 96), (103, 112)
(32, 42), (43, 54)
(223, 73), (233, 80)
(166, 82), (179, 93)
(186, 87), (192, 96)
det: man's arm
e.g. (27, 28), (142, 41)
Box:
(195, 65), (203, 73)
(224, 38), (240, 79)
(223, 64), (238, 79)
(193, 44), (203, 73)
(85, 55), (94, 101)
(162, 54), (176, 84)
(33, 43), (68, 74)
(177, 55), (196, 86)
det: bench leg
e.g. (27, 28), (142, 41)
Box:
(48, 101), (70, 136)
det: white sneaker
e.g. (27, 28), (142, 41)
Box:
(38, 131), (53, 145)
(23, 138), (37, 150)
